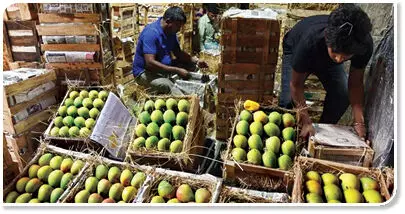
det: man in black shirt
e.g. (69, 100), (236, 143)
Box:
(279, 4), (373, 140)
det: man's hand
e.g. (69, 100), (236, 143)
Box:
(196, 60), (209, 69)
(300, 123), (316, 140)
(353, 122), (366, 140)
(177, 68), (191, 80)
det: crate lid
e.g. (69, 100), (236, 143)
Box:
(312, 123), (369, 148)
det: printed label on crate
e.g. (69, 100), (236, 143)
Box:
(312, 123), (369, 148)
(91, 93), (136, 159)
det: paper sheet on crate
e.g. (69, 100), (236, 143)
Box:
(222, 8), (285, 20)
(91, 92), (136, 160)
(312, 123), (369, 148)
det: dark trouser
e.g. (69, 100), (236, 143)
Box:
(279, 53), (349, 124)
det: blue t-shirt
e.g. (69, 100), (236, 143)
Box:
(133, 17), (181, 77)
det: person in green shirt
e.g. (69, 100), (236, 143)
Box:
(198, 3), (220, 51)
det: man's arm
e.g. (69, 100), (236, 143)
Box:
(144, 54), (189, 79)
(348, 66), (366, 139)
(290, 69), (315, 138)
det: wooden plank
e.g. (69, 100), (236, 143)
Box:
(36, 24), (98, 36)
(9, 36), (37, 46)
(4, 70), (57, 96)
(13, 110), (54, 136)
(46, 62), (103, 69)
(38, 13), (101, 23)
(7, 89), (58, 115)
(41, 44), (100, 52)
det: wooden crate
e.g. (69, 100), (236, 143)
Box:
(4, 20), (41, 62)
(137, 168), (222, 203)
(111, 5), (138, 39)
(4, 3), (38, 21)
(178, 30), (193, 54)
(292, 156), (390, 203)
(221, 17), (281, 65)
(61, 156), (153, 203)
(3, 70), (57, 136)
(126, 95), (205, 173)
(222, 104), (300, 192)
(307, 123), (374, 167)
(3, 145), (91, 204)
(112, 37), (135, 62)
(8, 61), (42, 70)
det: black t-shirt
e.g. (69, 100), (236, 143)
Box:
(283, 15), (373, 73)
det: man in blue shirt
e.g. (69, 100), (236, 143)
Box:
(133, 6), (208, 95)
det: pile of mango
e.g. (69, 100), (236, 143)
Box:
(150, 180), (211, 203)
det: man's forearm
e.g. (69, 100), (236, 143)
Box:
(348, 68), (365, 123)
(145, 59), (179, 74)
(291, 82), (312, 125)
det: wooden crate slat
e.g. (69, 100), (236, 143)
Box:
(36, 24), (98, 36)
(4, 70), (57, 96)
(11, 52), (40, 62)
(41, 44), (100, 52)
(4, 109), (53, 136)
(38, 13), (101, 23)
(6, 89), (58, 115)
(45, 62), (103, 69)
(9, 36), (37, 46)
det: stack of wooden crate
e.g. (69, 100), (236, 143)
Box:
(110, 3), (139, 86)
(3, 3), (42, 70)
(170, 3), (194, 54)
(3, 134), (21, 186)
(36, 3), (114, 99)
(3, 68), (57, 171)
(216, 16), (281, 140)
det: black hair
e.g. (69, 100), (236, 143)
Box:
(206, 3), (219, 14)
(163, 6), (186, 23)
(325, 4), (372, 55)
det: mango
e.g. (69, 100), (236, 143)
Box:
(38, 184), (54, 202)
(281, 140), (295, 157)
(85, 176), (99, 193)
(109, 183), (124, 201)
(75, 190), (90, 203)
(306, 180), (323, 196)
(305, 171), (321, 183)
(163, 110), (176, 124)
(15, 193), (32, 203)
(102, 198), (115, 203)
(344, 189), (364, 203)
(282, 127), (296, 141)
(95, 164), (109, 180)
(178, 99), (190, 112)
(322, 173), (339, 186)
(120, 169), (133, 187)
(195, 188), (211, 203)
(231, 148), (247, 162)
(253, 111), (268, 124)
(151, 110), (164, 125)
(38, 153), (53, 166)
(247, 149), (262, 165)
(50, 188), (65, 203)
(97, 179), (112, 197)
(135, 124), (147, 138)
(28, 164), (41, 179)
(16, 177), (30, 193)
(158, 180), (175, 199)
(268, 111), (282, 126)
(166, 98), (178, 110)
(146, 122), (160, 137)
(157, 138), (171, 152)
(145, 136), (159, 149)
(327, 200), (341, 203)
(60, 158), (73, 173)
(37, 165), (53, 182)
(131, 172), (146, 188)
(233, 135), (248, 149)
(176, 184), (194, 202)
(282, 113), (296, 127)
(108, 166), (121, 183)
(264, 122), (280, 137)
(25, 178), (42, 193)
(278, 155), (293, 170)
(49, 156), (63, 170)
(60, 173), (74, 189)
(48, 170), (64, 188)
(243, 100), (260, 111)
(122, 186), (137, 202)
(363, 189), (383, 203)
(132, 137), (146, 149)
(265, 136), (281, 154)
(249, 121), (263, 136)
(339, 173), (360, 190)
(88, 193), (103, 203)
(248, 134), (263, 150)
(159, 123), (173, 139)
(305, 193), (323, 203)
(324, 184), (343, 201)
(360, 177), (379, 191)
(176, 112), (189, 127)
(172, 125), (186, 140)
(236, 120), (249, 135)
(29, 198), (41, 203)
(262, 151), (277, 168)
(144, 100), (155, 112)
(5, 191), (19, 203)
(71, 160), (85, 175)
(139, 111), (151, 124)
(167, 198), (181, 203)
(151, 196), (165, 203)
(240, 110), (253, 122)
(170, 140), (183, 153)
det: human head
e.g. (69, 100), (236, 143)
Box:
(206, 3), (219, 21)
(325, 4), (372, 63)
(162, 6), (186, 34)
